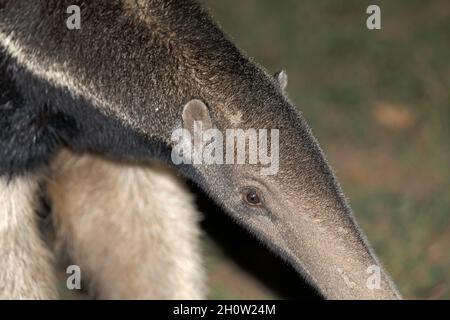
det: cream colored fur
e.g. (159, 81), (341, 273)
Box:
(48, 149), (205, 299)
(0, 175), (57, 299)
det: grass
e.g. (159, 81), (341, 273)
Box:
(202, 0), (450, 299)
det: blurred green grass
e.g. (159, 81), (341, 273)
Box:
(202, 0), (450, 299)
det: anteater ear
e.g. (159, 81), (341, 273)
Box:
(182, 99), (213, 135)
(274, 70), (288, 92)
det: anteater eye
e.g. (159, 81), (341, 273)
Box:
(241, 188), (263, 206)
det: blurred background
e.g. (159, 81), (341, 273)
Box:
(199, 0), (450, 300)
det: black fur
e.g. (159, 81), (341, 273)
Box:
(0, 53), (173, 176)
(0, 56), (77, 176)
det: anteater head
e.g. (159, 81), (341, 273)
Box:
(173, 68), (401, 299)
